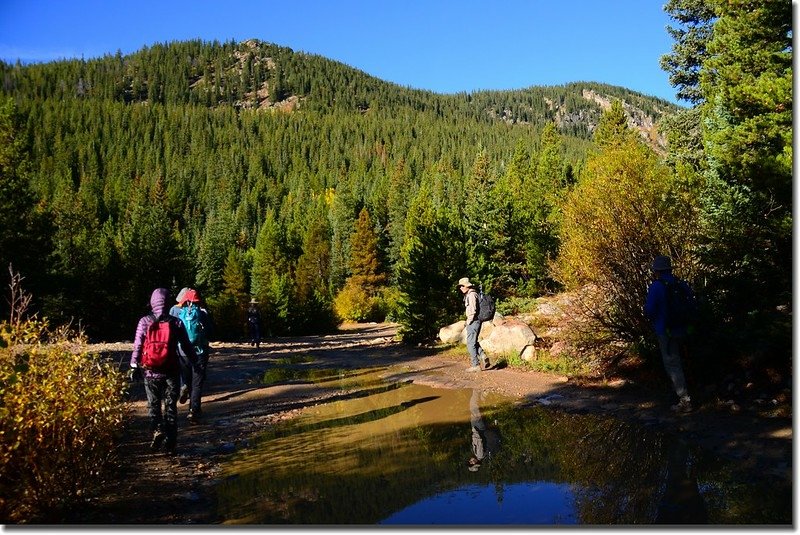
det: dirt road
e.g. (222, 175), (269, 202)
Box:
(71, 322), (791, 525)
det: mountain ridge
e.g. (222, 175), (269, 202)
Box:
(1, 37), (677, 150)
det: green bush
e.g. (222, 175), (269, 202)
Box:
(501, 348), (590, 376)
(0, 319), (128, 523)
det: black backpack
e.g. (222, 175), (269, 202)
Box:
(660, 278), (696, 330)
(477, 289), (496, 322)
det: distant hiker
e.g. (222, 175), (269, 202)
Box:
(644, 255), (695, 413)
(458, 277), (491, 372)
(247, 298), (262, 348)
(130, 287), (197, 455)
(175, 288), (212, 424)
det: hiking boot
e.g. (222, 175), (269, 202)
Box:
(187, 411), (201, 424)
(671, 396), (693, 414)
(150, 430), (166, 452)
(179, 385), (189, 404)
(465, 365), (480, 373)
(483, 359), (492, 370)
(164, 439), (176, 456)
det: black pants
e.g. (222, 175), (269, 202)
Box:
(144, 374), (179, 442)
(179, 348), (209, 415)
(248, 322), (261, 346)
(189, 352), (209, 415)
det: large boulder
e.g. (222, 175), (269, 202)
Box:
(438, 315), (501, 345)
(438, 321), (466, 344)
(480, 319), (538, 357)
(458, 319), (495, 344)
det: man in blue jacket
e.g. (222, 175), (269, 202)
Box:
(644, 255), (694, 413)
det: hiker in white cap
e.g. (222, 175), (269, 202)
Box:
(458, 277), (491, 372)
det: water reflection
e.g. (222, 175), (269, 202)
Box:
(215, 372), (790, 525)
(654, 440), (708, 524)
(467, 389), (500, 473)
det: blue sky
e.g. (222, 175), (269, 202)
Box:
(0, 0), (681, 104)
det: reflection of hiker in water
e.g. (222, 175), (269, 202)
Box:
(654, 440), (708, 524)
(467, 389), (500, 472)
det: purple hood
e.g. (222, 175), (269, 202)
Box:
(150, 288), (169, 317)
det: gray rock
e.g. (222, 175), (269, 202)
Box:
(438, 321), (465, 344)
(480, 319), (537, 356)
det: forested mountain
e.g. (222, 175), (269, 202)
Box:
(1, 38), (678, 340)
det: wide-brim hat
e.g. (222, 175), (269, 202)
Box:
(249, 298), (258, 304)
(457, 277), (475, 288)
(651, 255), (672, 271)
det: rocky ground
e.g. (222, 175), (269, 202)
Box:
(65, 322), (792, 525)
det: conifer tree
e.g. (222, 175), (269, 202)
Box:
(386, 159), (414, 272)
(196, 207), (238, 296)
(251, 209), (292, 334)
(0, 97), (49, 319)
(696, 0), (792, 319)
(116, 177), (183, 326)
(395, 213), (466, 343)
(524, 122), (568, 292)
(660, 0), (716, 104)
(208, 247), (249, 340)
(592, 100), (633, 147)
(462, 149), (501, 291)
(349, 208), (386, 288)
(294, 206), (337, 333)
(333, 208), (388, 322)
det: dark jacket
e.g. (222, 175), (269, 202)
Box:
(644, 272), (690, 337)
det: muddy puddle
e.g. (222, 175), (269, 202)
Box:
(215, 367), (791, 525)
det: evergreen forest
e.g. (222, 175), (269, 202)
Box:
(0, 0), (792, 384)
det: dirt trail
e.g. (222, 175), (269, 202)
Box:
(72, 322), (791, 525)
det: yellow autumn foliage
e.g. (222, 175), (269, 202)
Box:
(0, 319), (128, 522)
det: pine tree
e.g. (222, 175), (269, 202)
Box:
(210, 247), (249, 340)
(0, 97), (50, 318)
(333, 208), (388, 322)
(395, 214), (466, 343)
(524, 122), (568, 293)
(697, 0), (792, 317)
(592, 100), (633, 147)
(349, 208), (386, 288)
(462, 149), (502, 290)
(660, 0), (716, 104)
(251, 209), (292, 334)
(116, 176), (183, 326)
(294, 207), (337, 333)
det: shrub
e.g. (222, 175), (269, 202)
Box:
(0, 319), (128, 522)
(333, 279), (384, 323)
(552, 135), (700, 346)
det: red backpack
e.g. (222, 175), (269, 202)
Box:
(141, 314), (177, 370)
